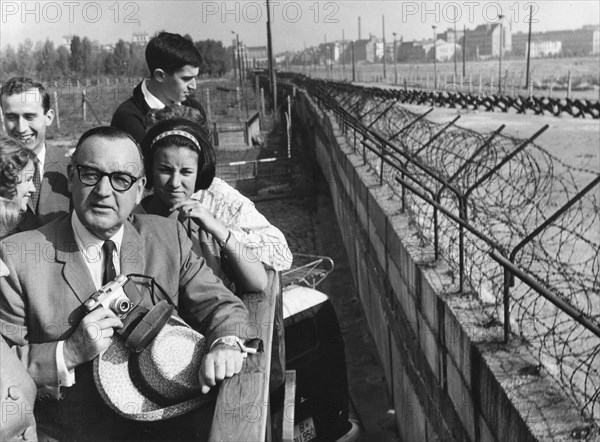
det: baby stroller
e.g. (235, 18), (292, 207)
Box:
(282, 254), (359, 442)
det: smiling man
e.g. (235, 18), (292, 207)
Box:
(0, 126), (250, 441)
(0, 77), (71, 230)
(111, 31), (207, 144)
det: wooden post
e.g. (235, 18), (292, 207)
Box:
(490, 72), (494, 95)
(205, 88), (212, 121)
(53, 91), (60, 130)
(469, 75), (473, 94)
(273, 71), (278, 114)
(287, 95), (292, 159)
(255, 75), (260, 114)
(549, 76), (553, 98)
(260, 88), (266, 116)
(478, 72), (482, 94)
(236, 85), (242, 120)
(567, 70), (571, 99)
(82, 89), (87, 122)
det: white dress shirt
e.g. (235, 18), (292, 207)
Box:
(56, 212), (125, 388)
(141, 78), (166, 109)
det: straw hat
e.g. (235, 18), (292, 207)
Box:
(93, 315), (210, 421)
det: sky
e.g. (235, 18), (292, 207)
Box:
(1, 1), (599, 52)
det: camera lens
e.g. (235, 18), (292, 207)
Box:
(111, 297), (132, 315)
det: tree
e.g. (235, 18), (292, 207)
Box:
(1, 45), (19, 76)
(70, 35), (83, 72)
(56, 46), (70, 77)
(81, 37), (93, 75)
(16, 39), (36, 75)
(36, 39), (59, 79)
(113, 39), (130, 76)
(195, 40), (230, 76)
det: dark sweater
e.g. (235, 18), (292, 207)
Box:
(110, 80), (207, 144)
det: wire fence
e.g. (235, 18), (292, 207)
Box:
(286, 75), (600, 425)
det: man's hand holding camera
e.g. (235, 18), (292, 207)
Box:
(63, 308), (123, 370)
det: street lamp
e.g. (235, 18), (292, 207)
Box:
(498, 14), (504, 96)
(432, 25), (437, 91)
(393, 32), (398, 85)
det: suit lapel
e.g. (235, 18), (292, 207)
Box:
(55, 216), (96, 303)
(121, 221), (146, 276)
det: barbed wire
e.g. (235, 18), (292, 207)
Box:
(316, 80), (600, 424)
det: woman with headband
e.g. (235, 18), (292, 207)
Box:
(139, 118), (271, 292)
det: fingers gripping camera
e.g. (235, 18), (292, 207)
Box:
(84, 275), (134, 318)
(84, 274), (176, 353)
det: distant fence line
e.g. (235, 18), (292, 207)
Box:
(282, 74), (600, 119)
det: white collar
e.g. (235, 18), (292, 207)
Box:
(141, 78), (166, 110)
(36, 143), (46, 171)
(71, 211), (125, 259)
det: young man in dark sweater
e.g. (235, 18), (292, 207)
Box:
(111, 31), (206, 144)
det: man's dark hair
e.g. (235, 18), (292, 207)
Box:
(145, 31), (202, 75)
(73, 126), (145, 177)
(0, 77), (51, 114)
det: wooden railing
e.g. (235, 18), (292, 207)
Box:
(210, 269), (282, 441)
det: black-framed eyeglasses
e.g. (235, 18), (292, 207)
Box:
(74, 164), (140, 192)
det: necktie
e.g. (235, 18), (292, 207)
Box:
(102, 240), (117, 285)
(31, 157), (41, 211)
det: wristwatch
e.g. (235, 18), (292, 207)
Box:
(211, 336), (258, 354)
(218, 231), (232, 249)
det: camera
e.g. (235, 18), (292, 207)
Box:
(84, 274), (134, 318)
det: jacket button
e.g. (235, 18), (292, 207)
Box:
(7, 385), (21, 400)
(23, 425), (36, 440)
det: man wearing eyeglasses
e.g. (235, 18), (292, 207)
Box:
(0, 126), (250, 441)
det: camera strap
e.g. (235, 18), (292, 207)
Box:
(118, 300), (174, 353)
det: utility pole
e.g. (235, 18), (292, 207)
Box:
(382, 15), (387, 80)
(352, 41), (356, 82)
(235, 33), (243, 89)
(265, 0), (276, 111)
(453, 20), (457, 77)
(498, 14), (504, 96)
(232, 44), (237, 81)
(525, 4), (532, 90)
(342, 29), (346, 79)
(432, 25), (437, 91)
(393, 32), (398, 85)
(462, 25), (466, 78)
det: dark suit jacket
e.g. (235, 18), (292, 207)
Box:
(0, 213), (249, 440)
(0, 337), (37, 441)
(110, 81), (207, 145)
(18, 143), (71, 232)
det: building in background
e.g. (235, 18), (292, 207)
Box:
(513, 25), (600, 56)
(351, 34), (378, 63)
(397, 40), (427, 62)
(465, 23), (512, 59)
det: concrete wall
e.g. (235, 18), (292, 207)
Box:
(293, 90), (592, 442)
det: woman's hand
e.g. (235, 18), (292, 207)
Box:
(171, 199), (229, 241)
